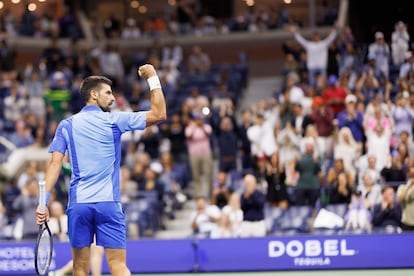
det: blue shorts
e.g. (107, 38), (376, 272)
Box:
(66, 202), (126, 249)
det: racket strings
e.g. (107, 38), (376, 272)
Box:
(36, 228), (53, 275)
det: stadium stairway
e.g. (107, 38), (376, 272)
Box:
(154, 76), (283, 240)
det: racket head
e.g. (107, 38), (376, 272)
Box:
(34, 222), (53, 276)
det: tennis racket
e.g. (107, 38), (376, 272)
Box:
(34, 180), (53, 276)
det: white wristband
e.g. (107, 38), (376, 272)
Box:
(147, 76), (161, 91)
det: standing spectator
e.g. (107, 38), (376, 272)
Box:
(185, 87), (209, 114)
(187, 45), (211, 74)
(247, 112), (278, 165)
(294, 138), (322, 206)
(337, 94), (365, 145)
(238, 109), (254, 170)
(309, 96), (335, 155)
(372, 186), (402, 229)
(39, 38), (65, 74)
(3, 81), (27, 123)
(0, 40), (16, 80)
(99, 44), (124, 87)
(326, 158), (354, 187)
(216, 116), (238, 173)
(322, 74), (348, 116)
(20, 4), (37, 36)
(185, 112), (213, 198)
(210, 171), (231, 209)
(391, 92), (414, 137)
(366, 123), (392, 171)
(163, 113), (188, 164)
(399, 51), (414, 79)
(240, 174), (266, 237)
(391, 21), (409, 67)
(161, 38), (183, 69)
(397, 170), (414, 231)
(288, 24), (337, 88)
(265, 152), (289, 209)
(43, 71), (71, 123)
(12, 178), (39, 240)
(368, 31), (391, 78)
(334, 126), (360, 179)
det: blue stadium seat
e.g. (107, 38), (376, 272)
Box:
(325, 203), (348, 218)
(274, 206), (313, 235)
(265, 206), (285, 234)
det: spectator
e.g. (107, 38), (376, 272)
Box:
(3, 81), (27, 124)
(300, 124), (325, 158)
(39, 38), (65, 74)
(238, 109), (254, 170)
(0, 40), (16, 79)
(309, 96), (335, 155)
(20, 4), (37, 36)
(372, 186), (402, 229)
(397, 170), (414, 231)
(164, 113), (188, 164)
(12, 178), (39, 240)
(99, 44), (124, 86)
(368, 31), (391, 78)
(8, 119), (35, 149)
(190, 196), (221, 238)
(161, 38), (183, 69)
(216, 116), (238, 173)
(211, 193), (243, 238)
(358, 171), (382, 210)
(277, 123), (300, 168)
(185, 112), (213, 198)
(326, 158), (354, 187)
(328, 172), (353, 205)
(337, 94), (365, 145)
(322, 74), (348, 116)
(381, 151), (407, 184)
(264, 152), (289, 209)
(366, 123), (392, 171)
(48, 201), (69, 241)
(288, 24), (337, 88)
(399, 51), (414, 79)
(357, 152), (381, 186)
(345, 190), (371, 231)
(294, 137), (322, 206)
(210, 171), (231, 209)
(121, 18), (141, 39)
(240, 174), (266, 237)
(334, 126), (360, 179)
(397, 130), (414, 157)
(185, 86), (209, 114)
(247, 112), (278, 166)
(391, 92), (414, 137)
(187, 45), (211, 74)
(43, 71), (71, 123)
(391, 21), (409, 66)
(120, 166), (138, 204)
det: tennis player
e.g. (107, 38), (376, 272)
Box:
(36, 64), (166, 276)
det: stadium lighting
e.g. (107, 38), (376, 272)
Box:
(28, 3), (37, 11)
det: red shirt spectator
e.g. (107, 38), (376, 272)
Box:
(322, 75), (348, 115)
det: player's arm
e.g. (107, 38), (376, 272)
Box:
(36, 151), (64, 225)
(139, 64), (167, 127)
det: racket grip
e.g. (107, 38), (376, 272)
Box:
(39, 180), (46, 213)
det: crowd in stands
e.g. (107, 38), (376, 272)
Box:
(0, 1), (335, 40)
(0, 2), (413, 241)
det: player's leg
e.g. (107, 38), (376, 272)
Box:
(105, 248), (131, 276)
(66, 204), (95, 276)
(95, 202), (131, 276)
(90, 242), (104, 276)
(72, 247), (91, 276)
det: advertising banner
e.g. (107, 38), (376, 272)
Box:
(1, 234), (413, 274)
(197, 234), (414, 272)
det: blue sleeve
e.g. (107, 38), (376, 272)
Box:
(48, 121), (68, 154)
(337, 112), (346, 129)
(110, 112), (147, 132)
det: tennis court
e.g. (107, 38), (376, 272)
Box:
(127, 269), (414, 276)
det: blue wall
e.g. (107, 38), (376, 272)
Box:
(1, 234), (413, 275)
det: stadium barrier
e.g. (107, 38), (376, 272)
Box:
(0, 233), (413, 275)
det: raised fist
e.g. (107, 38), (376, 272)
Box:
(138, 64), (157, 79)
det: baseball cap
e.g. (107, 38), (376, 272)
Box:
(375, 31), (384, 39)
(149, 162), (163, 174)
(345, 94), (357, 104)
(312, 96), (324, 107)
(328, 75), (337, 85)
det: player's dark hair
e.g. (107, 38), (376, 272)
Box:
(79, 76), (112, 103)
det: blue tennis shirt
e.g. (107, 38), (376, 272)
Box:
(49, 105), (146, 205)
